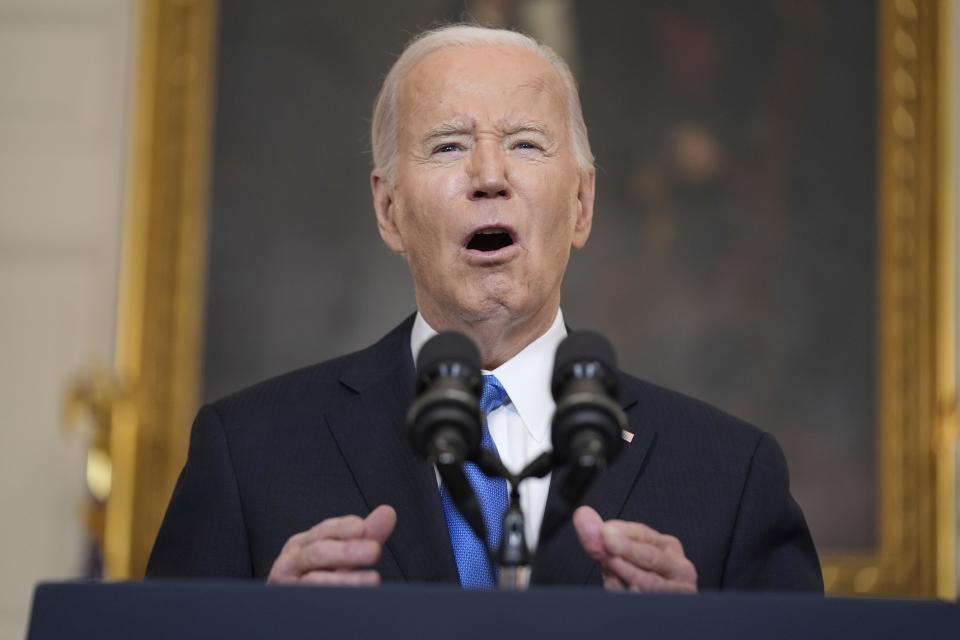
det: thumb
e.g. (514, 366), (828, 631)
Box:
(573, 505), (608, 563)
(363, 504), (397, 544)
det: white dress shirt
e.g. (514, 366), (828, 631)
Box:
(410, 310), (566, 549)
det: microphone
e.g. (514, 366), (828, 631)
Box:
(540, 331), (628, 545)
(550, 331), (627, 469)
(408, 331), (483, 464)
(406, 331), (489, 547)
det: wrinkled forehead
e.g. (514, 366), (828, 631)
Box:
(396, 44), (568, 134)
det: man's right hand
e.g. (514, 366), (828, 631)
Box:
(267, 504), (397, 586)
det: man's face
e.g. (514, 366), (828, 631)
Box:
(373, 44), (594, 329)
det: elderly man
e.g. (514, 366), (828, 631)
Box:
(147, 24), (822, 592)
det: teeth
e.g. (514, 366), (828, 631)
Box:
(479, 229), (505, 235)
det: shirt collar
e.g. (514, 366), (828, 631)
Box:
(409, 309), (566, 443)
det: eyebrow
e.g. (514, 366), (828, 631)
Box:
(502, 121), (552, 138)
(422, 120), (474, 143)
(421, 119), (554, 143)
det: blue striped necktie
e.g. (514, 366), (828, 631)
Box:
(439, 374), (511, 589)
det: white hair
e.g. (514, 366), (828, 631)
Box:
(370, 24), (594, 181)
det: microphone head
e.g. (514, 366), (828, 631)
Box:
(408, 331), (483, 462)
(550, 330), (627, 471)
(417, 331), (481, 377)
(551, 331), (618, 400)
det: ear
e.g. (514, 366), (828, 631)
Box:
(371, 171), (405, 254)
(571, 167), (595, 250)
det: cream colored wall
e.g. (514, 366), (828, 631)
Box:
(0, 0), (136, 637)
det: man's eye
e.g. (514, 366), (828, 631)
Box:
(433, 143), (462, 154)
(514, 141), (542, 151)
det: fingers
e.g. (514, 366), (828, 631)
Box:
(299, 570), (382, 587)
(574, 511), (698, 593)
(600, 566), (628, 592)
(291, 514), (366, 548)
(603, 519), (683, 554)
(601, 528), (697, 586)
(363, 505), (397, 544)
(268, 505), (397, 587)
(573, 505), (608, 563)
(287, 538), (383, 576)
(604, 556), (697, 593)
(269, 540), (377, 583)
(290, 505), (396, 549)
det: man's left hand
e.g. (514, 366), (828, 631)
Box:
(573, 505), (698, 593)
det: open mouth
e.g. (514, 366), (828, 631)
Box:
(465, 227), (515, 252)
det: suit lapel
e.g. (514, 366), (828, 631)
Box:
(532, 375), (656, 585)
(324, 317), (458, 583)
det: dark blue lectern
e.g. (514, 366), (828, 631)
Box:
(27, 581), (959, 640)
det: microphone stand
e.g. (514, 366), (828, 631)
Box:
(476, 450), (554, 590)
(498, 483), (530, 589)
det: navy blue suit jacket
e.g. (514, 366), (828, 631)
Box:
(147, 316), (823, 591)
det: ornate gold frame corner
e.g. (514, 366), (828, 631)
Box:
(821, 0), (956, 598)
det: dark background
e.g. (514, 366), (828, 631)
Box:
(203, 0), (877, 551)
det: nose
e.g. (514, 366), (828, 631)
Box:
(467, 141), (510, 200)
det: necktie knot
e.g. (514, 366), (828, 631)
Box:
(480, 374), (510, 415)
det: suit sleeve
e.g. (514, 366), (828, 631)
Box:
(720, 432), (824, 592)
(146, 404), (254, 578)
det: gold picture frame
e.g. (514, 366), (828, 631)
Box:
(104, 0), (216, 579)
(102, 0), (956, 596)
(819, 0), (957, 597)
